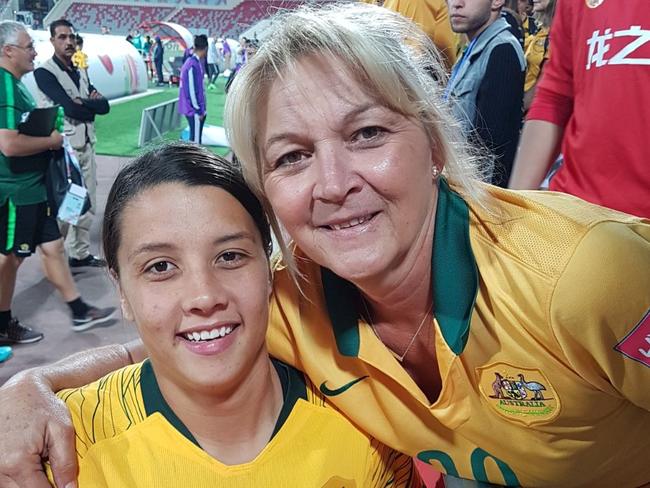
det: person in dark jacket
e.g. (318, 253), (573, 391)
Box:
(153, 36), (164, 86)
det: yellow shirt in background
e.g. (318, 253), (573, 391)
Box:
(383, 0), (458, 70)
(524, 26), (550, 92)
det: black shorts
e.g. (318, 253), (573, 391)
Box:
(0, 200), (61, 257)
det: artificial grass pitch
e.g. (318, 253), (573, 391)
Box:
(94, 77), (229, 157)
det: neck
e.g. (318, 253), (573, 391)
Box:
(0, 60), (21, 79)
(359, 193), (437, 331)
(467, 11), (501, 41)
(155, 350), (283, 465)
(54, 52), (73, 68)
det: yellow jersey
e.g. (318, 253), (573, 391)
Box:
(383, 0), (458, 70)
(52, 359), (418, 487)
(268, 179), (650, 487)
(524, 26), (550, 92)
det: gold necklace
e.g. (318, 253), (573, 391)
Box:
(361, 298), (433, 362)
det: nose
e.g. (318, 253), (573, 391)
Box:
(181, 266), (228, 316)
(311, 142), (361, 203)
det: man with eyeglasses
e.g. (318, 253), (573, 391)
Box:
(0, 20), (115, 344)
(34, 19), (110, 269)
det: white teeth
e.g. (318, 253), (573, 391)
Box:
(184, 326), (235, 342)
(330, 215), (371, 231)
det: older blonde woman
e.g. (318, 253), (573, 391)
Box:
(1, 4), (649, 488)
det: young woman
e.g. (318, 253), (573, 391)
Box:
(46, 142), (418, 487)
(523, 0), (556, 111)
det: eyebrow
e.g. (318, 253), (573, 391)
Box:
(127, 231), (256, 261)
(263, 102), (378, 152)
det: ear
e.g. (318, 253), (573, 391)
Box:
(116, 282), (135, 323)
(493, 0), (506, 10)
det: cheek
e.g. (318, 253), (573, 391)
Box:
(264, 176), (309, 230)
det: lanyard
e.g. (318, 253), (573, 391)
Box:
(444, 37), (478, 101)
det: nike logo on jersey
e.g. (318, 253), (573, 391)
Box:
(319, 376), (368, 396)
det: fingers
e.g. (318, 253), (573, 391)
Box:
(0, 374), (75, 488)
(46, 403), (79, 488)
(0, 453), (53, 488)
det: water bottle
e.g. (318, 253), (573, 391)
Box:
(55, 106), (65, 132)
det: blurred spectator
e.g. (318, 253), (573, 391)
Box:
(221, 35), (232, 70)
(383, 0), (457, 70)
(179, 34), (207, 144)
(510, 0), (650, 218)
(518, 0), (538, 50)
(100, 25), (110, 35)
(0, 21), (115, 344)
(206, 35), (220, 90)
(523, 0), (555, 111)
(143, 35), (153, 81)
(34, 19), (110, 268)
(501, 0), (524, 47)
(446, 0), (525, 187)
(153, 36), (164, 85)
(225, 39), (256, 93)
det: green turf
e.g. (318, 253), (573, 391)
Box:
(94, 76), (229, 157)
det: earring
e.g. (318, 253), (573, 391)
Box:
(431, 166), (440, 179)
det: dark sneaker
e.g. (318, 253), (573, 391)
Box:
(69, 255), (107, 268)
(0, 318), (44, 344)
(72, 306), (116, 332)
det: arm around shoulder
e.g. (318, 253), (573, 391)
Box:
(0, 342), (141, 488)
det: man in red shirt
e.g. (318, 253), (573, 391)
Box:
(509, 0), (650, 218)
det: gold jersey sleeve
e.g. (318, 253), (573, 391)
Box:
(551, 219), (650, 411)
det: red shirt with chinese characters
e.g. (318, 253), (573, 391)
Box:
(527, 0), (650, 218)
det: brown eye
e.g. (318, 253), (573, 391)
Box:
(276, 151), (306, 167)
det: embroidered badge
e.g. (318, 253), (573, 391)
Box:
(477, 363), (560, 426)
(614, 309), (650, 368)
(585, 0), (605, 8)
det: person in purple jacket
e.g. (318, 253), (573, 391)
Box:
(178, 35), (207, 144)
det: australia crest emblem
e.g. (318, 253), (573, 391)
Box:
(477, 362), (560, 426)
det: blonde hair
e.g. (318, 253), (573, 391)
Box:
(225, 2), (488, 280)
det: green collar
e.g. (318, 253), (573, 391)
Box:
(140, 358), (307, 447)
(322, 178), (478, 357)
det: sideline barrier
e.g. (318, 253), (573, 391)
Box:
(138, 98), (182, 147)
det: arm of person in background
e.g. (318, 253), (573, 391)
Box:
(509, 0), (573, 189)
(0, 129), (62, 157)
(33, 68), (96, 121)
(473, 43), (524, 187)
(0, 340), (146, 488)
(86, 82), (110, 114)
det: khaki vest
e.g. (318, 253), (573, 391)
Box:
(37, 58), (96, 149)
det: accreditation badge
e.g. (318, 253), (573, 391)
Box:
(476, 362), (560, 426)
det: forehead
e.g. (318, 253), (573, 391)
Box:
(53, 25), (74, 37)
(261, 56), (378, 128)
